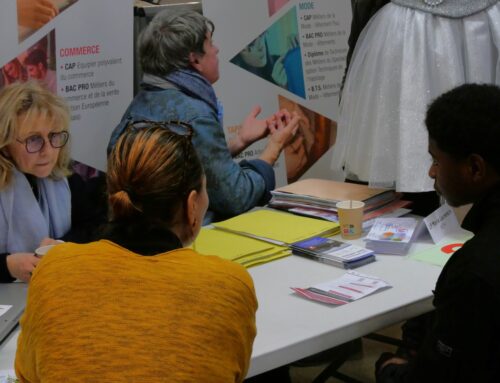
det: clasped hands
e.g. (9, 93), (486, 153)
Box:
(230, 105), (299, 157)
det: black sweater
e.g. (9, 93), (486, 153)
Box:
(377, 185), (500, 382)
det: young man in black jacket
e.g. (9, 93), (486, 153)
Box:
(376, 83), (500, 382)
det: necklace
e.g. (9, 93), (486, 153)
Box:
(423, 0), (444, 6)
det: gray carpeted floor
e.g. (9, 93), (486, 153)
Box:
(290, 323), (402, 383)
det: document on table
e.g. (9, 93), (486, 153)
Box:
(365, 217), (421, 255)
(292, 271), (392, 305)
(237, 248), (291, 267)
(410, 229), (473, 267)
(291, 237), (375, 269)
(193, 228), (274, 259)
(213, 210), (339, 245)
(192, 227), (290, 267)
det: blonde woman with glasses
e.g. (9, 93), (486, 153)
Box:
(0, 81), (106, 283)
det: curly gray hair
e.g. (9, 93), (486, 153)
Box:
(138, 9), (214, 76)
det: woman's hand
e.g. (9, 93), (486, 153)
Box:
(39, 237), (60, 246)
(266, 108), (292, 133)
(228, 105), (272, 156)
(376, 352), (409, 377)
(379, 356), (408, 370)
(259, 110), (300, 165)
(6, 253), (40, 282)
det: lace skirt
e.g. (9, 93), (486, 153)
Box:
(331, 2), (500, 192)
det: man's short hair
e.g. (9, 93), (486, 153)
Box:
(426, 83), (500, 173)
(24, 49), (48, 69)
(138, 9), (214, 77)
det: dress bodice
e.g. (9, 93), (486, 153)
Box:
(391, 0), (498, 17)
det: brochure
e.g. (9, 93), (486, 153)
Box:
(365, 217), (421, 255)
(291, 237), (375, 269)
(292, 271), (392, 305)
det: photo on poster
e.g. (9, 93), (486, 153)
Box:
(1, 31), (57, 93)
(279, 95), (336, 183)
(268, 0), (289, 16)
(17, 0), (79, 43)
(230, 6), (306, 99)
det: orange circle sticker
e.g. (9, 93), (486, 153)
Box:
(441, 243), (463, 254)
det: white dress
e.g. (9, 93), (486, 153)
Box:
(331, 0), (500, 192)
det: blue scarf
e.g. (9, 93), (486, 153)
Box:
(143, 69), (223, 122)
(0, 169), (71, 253)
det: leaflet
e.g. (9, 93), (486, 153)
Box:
(292, 271), (392, 305)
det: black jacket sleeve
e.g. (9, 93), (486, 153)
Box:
(0, 253), (15, 283)
(61, 172), (108, 243)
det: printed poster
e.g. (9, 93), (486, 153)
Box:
(203, 0), (352, 186)
(0, 0), (134, 171)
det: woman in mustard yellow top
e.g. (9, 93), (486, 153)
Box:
(15, 122), (258, 383)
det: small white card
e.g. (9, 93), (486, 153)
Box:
(424, 204), (460, 244)
(0, 305), (12, 318)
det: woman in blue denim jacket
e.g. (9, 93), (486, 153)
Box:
(109, 10), (299, 222)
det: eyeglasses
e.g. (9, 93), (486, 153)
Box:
(128, 120), (194, 139)
(16, 131), (69, 153)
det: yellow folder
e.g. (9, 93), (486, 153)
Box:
(192, 227), (291, 267)
(213, 209), (339, 245)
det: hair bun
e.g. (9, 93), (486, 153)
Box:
(109, 189), (140, 216)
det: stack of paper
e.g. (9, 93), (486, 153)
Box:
(269, 178), (411, 225)
(365, 217), (421, 255)
(291, 237), (375, 269)
(192, 227), (290, 268)
(292, 271), (392, 305)
(212, 209), (340, 245)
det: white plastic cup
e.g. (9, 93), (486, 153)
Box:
(35, 240), (64, 257)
